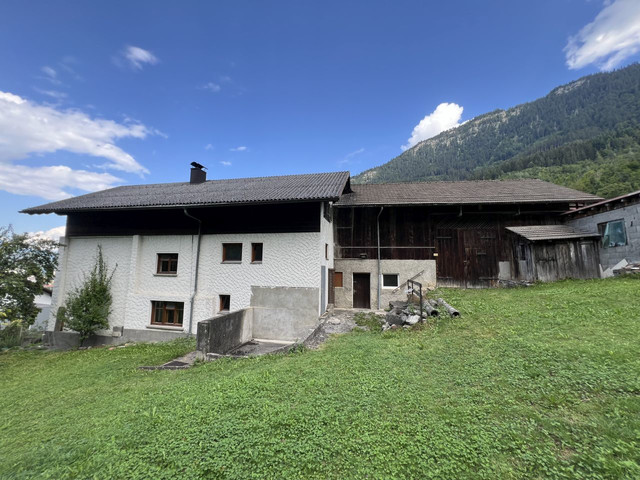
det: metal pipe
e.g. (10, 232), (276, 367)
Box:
(437, 298), (460, 317)
(183, 208), (203, 337)
(376, 206), (384, 310)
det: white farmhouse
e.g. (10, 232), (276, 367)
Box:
(22, 166), (350, 347)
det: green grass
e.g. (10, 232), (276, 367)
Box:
(1, 278), (639, 479)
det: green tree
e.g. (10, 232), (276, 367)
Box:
(0, 226), (58, 326)
(57, 246), (115, 344)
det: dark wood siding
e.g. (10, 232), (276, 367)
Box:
(335, 204), (570, 287)
(66, 202), (321, 237)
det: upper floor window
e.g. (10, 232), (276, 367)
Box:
(598, 220), (627, 248)
(222, 243), (242, 262)
(251, 243), (263, 263)
(157, 253), (178, 274)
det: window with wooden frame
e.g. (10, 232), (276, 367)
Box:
(333, 271), (343, 288)
(251, 243), (263, 263)
(222, 243), (242, 262)
(156, 253), (178, 274)
(219, 295), (230, 312)
(382, 274), (399, 288)
(150, 301), (184, 326)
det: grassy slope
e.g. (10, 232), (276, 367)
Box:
(1, 278), (639, 479)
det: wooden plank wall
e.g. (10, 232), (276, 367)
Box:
(334, 205), (569, 287)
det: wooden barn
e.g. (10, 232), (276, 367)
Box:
(332, 179), (601, 308)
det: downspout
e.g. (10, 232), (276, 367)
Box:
(183, 208), (202, 337)
(376, 206), (384, 310)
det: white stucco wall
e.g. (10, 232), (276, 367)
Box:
(48, 229), (326, 335)
(319, 202), (335, 312)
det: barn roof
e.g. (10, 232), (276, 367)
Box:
(506, 225), (601, 241)
(22, 171), (351, 214)
(336, 179), (601, 206)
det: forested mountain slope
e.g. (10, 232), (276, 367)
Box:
(354, 64), (640, 197)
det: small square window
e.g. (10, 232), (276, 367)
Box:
(150, 301), (184, 326)
(325, 243), (329, 260)
(222, 243), (242, 262)
(219, 295), (230, 312)
(598, 220), (627, 248)
(252, 243), (263, 263)
(382, 274), (399, 288)
(157, 254), (178, 274)
(334, 271), (343, 288)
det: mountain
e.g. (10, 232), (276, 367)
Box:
(353, 64), (640, 198)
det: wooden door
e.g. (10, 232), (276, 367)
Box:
(352, 273), (371, 309)
(435, 228), (463, 287)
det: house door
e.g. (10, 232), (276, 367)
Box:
(353, 273), (371, 309)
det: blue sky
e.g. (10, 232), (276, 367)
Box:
(2, 0), (640, 237)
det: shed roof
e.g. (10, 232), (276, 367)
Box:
(336, 179), (601, 206)
(22, 171), (351, 214)
(505, 225), (601, 241)
(563, 189), (640, 216)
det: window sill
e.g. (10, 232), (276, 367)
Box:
(382, 287), (399, 290)
(153, 273), (178, 277)
(251, 261), (262, 264)
(221, 261), (242, 264)
(146, 325), (184, 331)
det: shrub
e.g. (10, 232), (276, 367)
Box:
(56, 246), (115, 345)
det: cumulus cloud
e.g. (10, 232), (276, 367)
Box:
(0, 90), (151, 174)
(229, 146), (247, 152)
(220, 161), (232, 166)
(29, 225), (66, 242)
(565, 0), (640, 71)
(0, 164), (122, 200)
(402, 103), (464, 150)
(0, 91), (155, 200)
(121, 46), (159, 70)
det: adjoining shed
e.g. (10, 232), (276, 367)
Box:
(505, 225), (601, 282)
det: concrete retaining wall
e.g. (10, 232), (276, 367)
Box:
(196, 309), (253, 355)
(250, 286), (319, 341)
(333, 259), (437, 309)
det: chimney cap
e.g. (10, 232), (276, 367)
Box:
(190, 161), (206, 170)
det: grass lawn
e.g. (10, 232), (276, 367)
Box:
(1, 278), (639, 479)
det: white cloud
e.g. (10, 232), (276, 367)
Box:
(29, 225), (66, 242)
(41, 66), (57, 79)
(0, 90), (151, 174)
(339, 147), (365, 164)
(402, 103), (464, 150)
(565, 0), (640, 71)
(229, 146), (247, 152)
(0, 164), (121, 200)
(122, 46), (159, 70)
(33, 88), (67, 100)
(202, 82), (221, 93)
(205, 143), (214, 150)
(219, 161), (232, 166)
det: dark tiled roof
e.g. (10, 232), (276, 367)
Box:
(506, 225), (601, 241)
(22, 171), (351, 214)
(336, 179), (601, 206)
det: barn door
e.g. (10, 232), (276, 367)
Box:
(463, 229), (498, 287)
(435, 228), (463, 287)
(353, 273), (371, 309)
